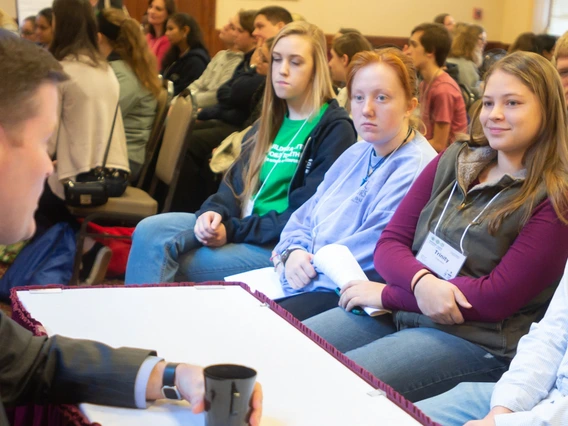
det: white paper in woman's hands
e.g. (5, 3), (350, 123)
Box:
(313, 244), (389, 316)
(313, 244), (367, 287)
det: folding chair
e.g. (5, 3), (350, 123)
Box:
(67, 91), (197, 285)
(133, 87), (169, 189)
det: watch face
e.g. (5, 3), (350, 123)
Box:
(162, 386), (182, 400)
(281, 249), (292, 264)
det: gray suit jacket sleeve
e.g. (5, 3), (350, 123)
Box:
(0, 311), (155, 408)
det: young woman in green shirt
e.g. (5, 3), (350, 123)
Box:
(126, 21), (357, 284)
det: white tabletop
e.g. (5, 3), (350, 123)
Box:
(16, 285), (424, 426)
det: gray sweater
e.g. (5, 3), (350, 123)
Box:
(446, 57), (481, 98)
(188, 49), (243, 108)
(109, 59), (157, 172)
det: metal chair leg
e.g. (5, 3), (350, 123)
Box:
(69, 219), (89, 286)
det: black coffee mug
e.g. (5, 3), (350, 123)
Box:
(204, 364), (257, 426)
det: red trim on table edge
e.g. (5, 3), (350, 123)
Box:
(10, 282), (440, 426)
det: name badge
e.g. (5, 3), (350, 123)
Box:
(416, 231), (466, 280)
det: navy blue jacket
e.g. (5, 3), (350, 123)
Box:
(162, 47), (210, 97)
(197, 49), (264, 127)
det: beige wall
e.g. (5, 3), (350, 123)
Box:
(501, 0), (535, 43)
(0, 0), (16, 18)
(216, 0), (537, 44)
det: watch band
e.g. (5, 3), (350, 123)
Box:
(161, 363), (182, 400)
(281, 248), (302, 266)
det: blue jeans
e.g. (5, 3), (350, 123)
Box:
(125, 213), (273, 284)
(416, 382), (494, 426)
(304, 308), (508, 402)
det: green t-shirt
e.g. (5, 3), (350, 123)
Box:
(252, 104), (329, 216)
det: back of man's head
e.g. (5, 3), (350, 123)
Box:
(411, 23), (451, 67)
(0, 31), (68, 134)
(332, 33), (373, 63)
(538, 34), (558, 50)
(256, 6), (293, 25)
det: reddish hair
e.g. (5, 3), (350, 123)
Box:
(346, 48), (423, 130)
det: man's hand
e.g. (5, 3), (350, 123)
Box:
(175, 364), (206, 413)
(194, 211), (227, 247)
(339, 280), (386, 311)
(413, 274), (472, 324)
(146, 362), (204, 411)
(249, 46), (262, 69)
(247, 382), (263, 426)
(146, 362), (263, 425)
(284, 250), (316, 289)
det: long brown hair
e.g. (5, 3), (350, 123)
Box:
(147, 0), (176, 38)
(161, 13), (208, 72)
(237, 21), (335, 204)
(449, 24), (485, 66)
(100, 8), (161, 98)
(470, 51), (568, 230)
(50, 0), (103, 67)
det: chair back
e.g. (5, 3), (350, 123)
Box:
(136, 87), (169, 189)
(153, 91), (196, 212)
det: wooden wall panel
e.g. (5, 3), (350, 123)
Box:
(122, 0), (218, 53)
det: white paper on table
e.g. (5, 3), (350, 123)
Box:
(313, 244), (389, 317)
(225, 267), (286, 299)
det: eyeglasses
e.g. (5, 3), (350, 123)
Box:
(20, 30), (34, 37)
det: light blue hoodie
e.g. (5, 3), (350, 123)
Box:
(275, 132), (437, 295)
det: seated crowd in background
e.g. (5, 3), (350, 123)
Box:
(4, 1), (568, 423)
(170, 6), (293, 213)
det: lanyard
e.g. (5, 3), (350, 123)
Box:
(361, 126), (412, 186)
(309, 136), (407, 248)
(434, 181), (512, 254)
(361, 153), (388, 186)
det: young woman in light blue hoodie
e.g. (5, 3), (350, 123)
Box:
(273, 48), (437, 320)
